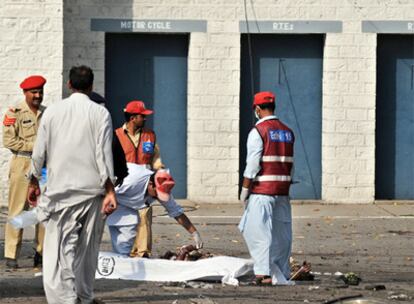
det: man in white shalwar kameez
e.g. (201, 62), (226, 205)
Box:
(107, 163), (203, 255)
(27, 66), (117, 304)
(238, 91), (295, 285)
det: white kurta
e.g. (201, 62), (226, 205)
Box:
(107, 163), (183, 255)
(239, 115), (293, 281)
(30, 92), (115, 304)
(31, 92), (115, 217)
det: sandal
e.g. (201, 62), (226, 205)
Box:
(252, 275), (272, 286)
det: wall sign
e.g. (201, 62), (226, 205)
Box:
(91, 19), (207, 33)
(239, 21), (342, 33)
(362, 21), (414, 33)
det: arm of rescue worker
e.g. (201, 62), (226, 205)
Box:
(159, 197), (203, 249)
(175, 214), (196, 233)
(3, 110), (34, 152)
(175, 213), (203, 249)
(240, 128), (263, 203)
(152, 144), (165, 170)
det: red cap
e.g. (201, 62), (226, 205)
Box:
(124, 100), (153, 115)
(20, 75), (46, 90)
(253, 91), (275, 109)
(154, 170), (175, 202)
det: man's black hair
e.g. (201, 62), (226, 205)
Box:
(69, 65), (94, 91)
(258, 102), (275, 112)
(124, 112), (136, 122)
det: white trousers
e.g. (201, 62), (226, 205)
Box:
(43, 196), (105, 304)
(238, 194), (292, 279)
(108, 224), (137, 256)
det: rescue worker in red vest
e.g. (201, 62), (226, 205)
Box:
(238, 91), (295, 285)
(2, 75), (46, 269)
(115, 100), (163, 257)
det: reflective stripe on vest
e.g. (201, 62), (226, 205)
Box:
(261, 155), (293, 163)
(254, 175), (292, 182)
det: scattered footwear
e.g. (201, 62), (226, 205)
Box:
(34, 251), (42, 268)
(5, 258), (18, 269)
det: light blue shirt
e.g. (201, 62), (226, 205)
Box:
(243, 115), (278, 179)
(107, 163), (183, 226)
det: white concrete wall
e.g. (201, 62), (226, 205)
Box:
(2, 0), (414, 204)
(0, 0), (63, 204)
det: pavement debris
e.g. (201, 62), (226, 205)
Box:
(387, 293), (412, 301)
(189, 295), (218, 304)
(186, 281), (214, 289)
(340, 272), (362, 285)
(364, 284), (386, 291)
(289, 258), (314, 281)
(323, 294), (363, 304)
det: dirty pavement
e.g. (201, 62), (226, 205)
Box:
(0, 202), (413, 304)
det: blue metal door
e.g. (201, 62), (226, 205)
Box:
(240, 35), (323, 199)
(376, 35), (414, 199)
(106, 34), (188, 198)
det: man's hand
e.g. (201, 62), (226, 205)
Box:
(192, 231), (203, 249)
(239, 187), (250, 208)
(27, 177), (40, 207)
(101, 191), (117, 215)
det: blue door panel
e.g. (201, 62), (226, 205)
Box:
(240, 35), (323, 199)
(376, 35), (414, 199)
(106, 34), (188, 198)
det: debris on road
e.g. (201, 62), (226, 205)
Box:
(189, 295), (218, 304)
(364, 284), (386, 291)
(290, 258), (314, 281)
(387, 293), (412, 301)
(323, 294), (363, 304)
(340, 272), (361, 285)
(186, 281), (214, 289)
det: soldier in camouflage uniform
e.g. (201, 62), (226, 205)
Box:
(2, 75), (46, 269)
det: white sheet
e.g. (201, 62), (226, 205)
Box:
(95, 251), (254, 286)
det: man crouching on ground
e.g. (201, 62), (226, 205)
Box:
(27, 65), (117, 304)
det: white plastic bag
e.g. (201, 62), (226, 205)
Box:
(9, 208), (39, 229)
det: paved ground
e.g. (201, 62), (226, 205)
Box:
(0, 201), (413, 304)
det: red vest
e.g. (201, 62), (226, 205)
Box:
(115, 127), (156, 165)
(250, 119), (295, 196)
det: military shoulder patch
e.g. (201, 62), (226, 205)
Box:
(3, 115), (16, 126)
